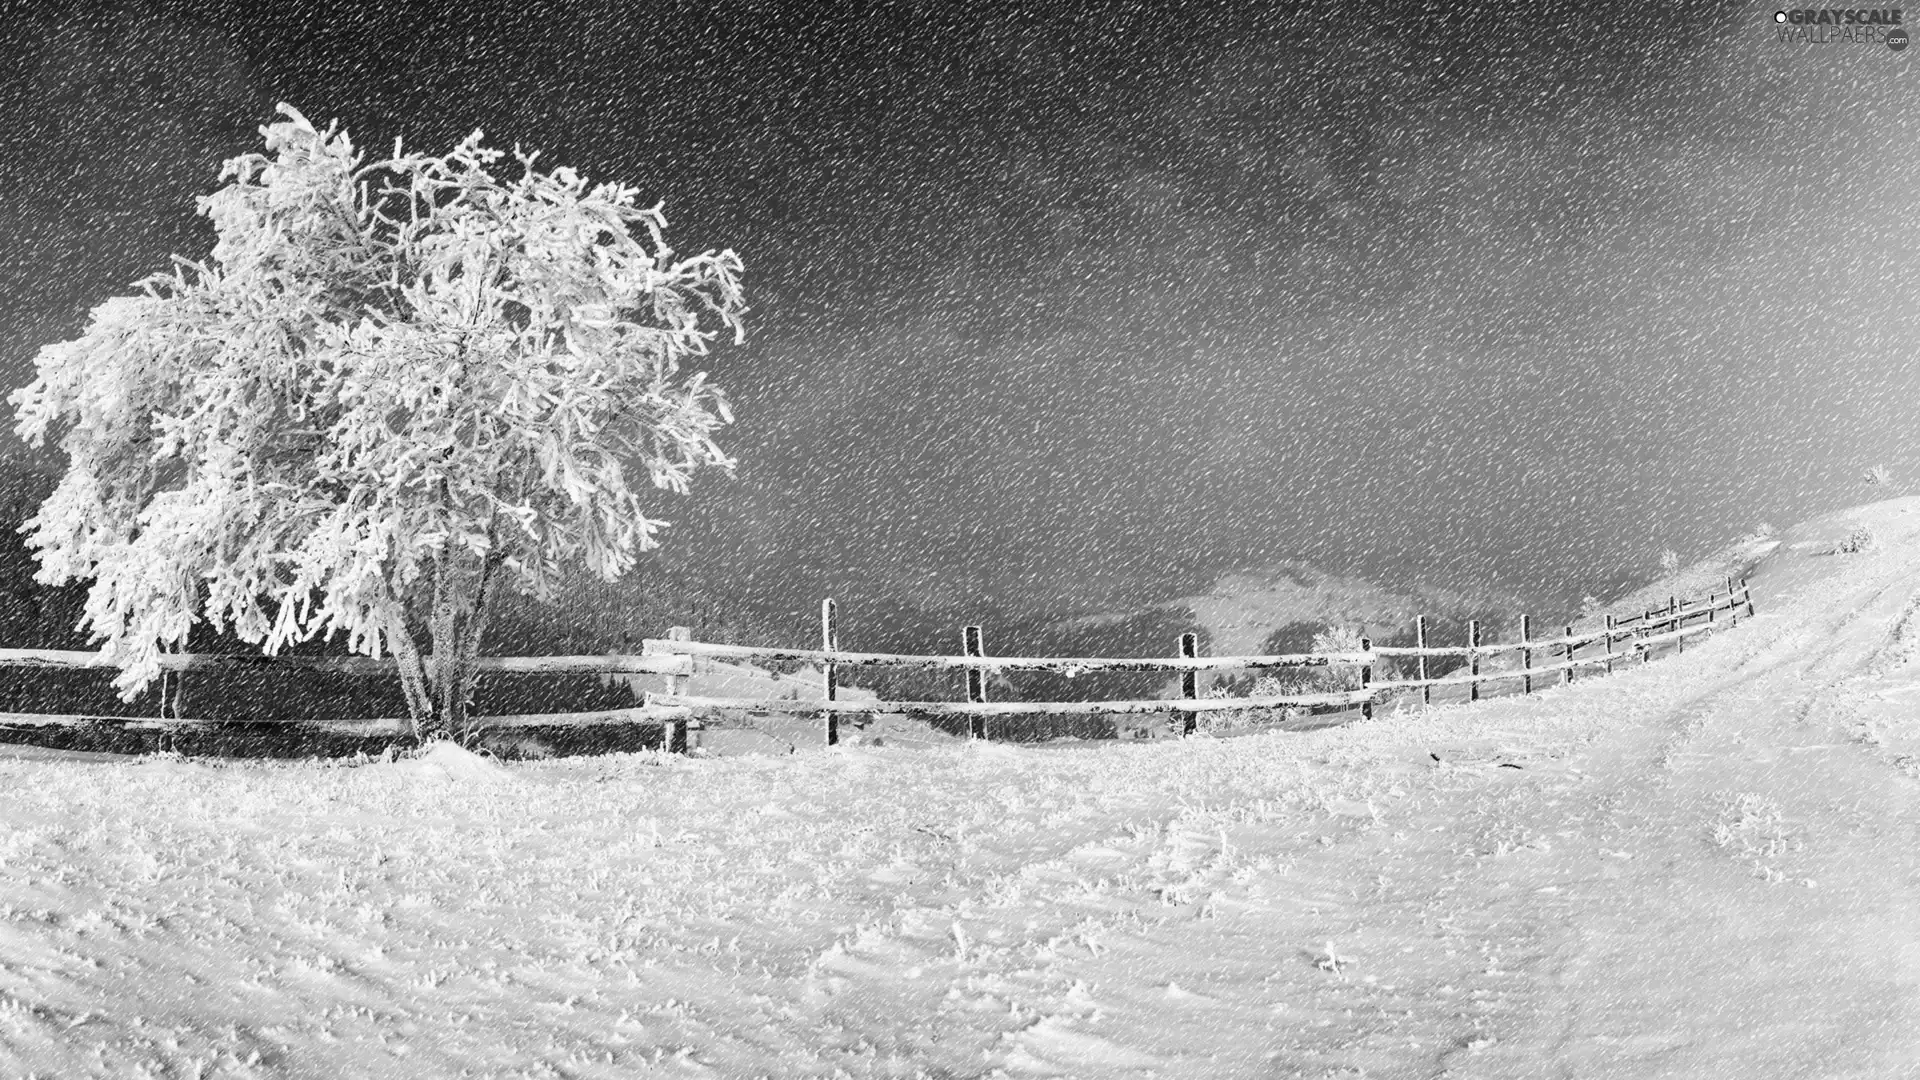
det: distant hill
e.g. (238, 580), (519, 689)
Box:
(941, 560), (1529, 702)
(1167, 560), (1524, 657)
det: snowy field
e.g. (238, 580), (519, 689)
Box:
(3, 501), (1920, 1078)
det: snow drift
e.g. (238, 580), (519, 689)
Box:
(1, 498), (1918, 1077)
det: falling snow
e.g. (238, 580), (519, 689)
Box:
(0, 4), (1917, 1075)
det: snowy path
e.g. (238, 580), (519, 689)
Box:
(1, 502), (1918, 1077)
(1387, 530), (1920, 1078)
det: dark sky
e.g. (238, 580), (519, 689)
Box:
(1, 0), (1915, 634)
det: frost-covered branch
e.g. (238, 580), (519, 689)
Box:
(9, 103), (748, 741)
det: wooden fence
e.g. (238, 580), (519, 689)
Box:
(0, 579), (1754, 755)
(639, 579), (1757, 746)
(0, 649), (694, 755)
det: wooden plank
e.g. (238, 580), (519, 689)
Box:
(1520, 614), (1532, 695)
(644, 688), (1374, 717)
(1373, 629), (1609, 657)
(1469, 620), (1480, 703)
(1416, 615), (1430, 706)
(0, 648), (690, 676)
(464, 654), (693, 675)
(822, 599), (839, 747)
(642, 639), (1371, 672)
(0, 705), (692, 731)
(1359, 638), (1373, 721)
(963, 625), (986, 738)
(666, 627), (691, 754)
(963, 626), (986, 707)
(474, 706), (687, 730)
(0, 712), (401, 731)
(1179, 632), (1199, 736)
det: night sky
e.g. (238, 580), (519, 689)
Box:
(1, 0), (1915, 638)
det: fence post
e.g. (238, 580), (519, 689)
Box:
(1563, 623), (1574, 684)
(822, 598), (839, 747)
(1743, 578), (1755, 618)
(963, 625), (987, 740)
(1359, 637), (1372, 721)
(667, 626), (691, 754)
(1520, 614), (1532, 695)
(1468, 620), (1481, 703)
(1179, 632), (1199, 736)
(1604, 614), (1616, 675)
(1416, 614), (1430, 706)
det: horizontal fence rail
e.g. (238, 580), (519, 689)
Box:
(643, 688), (1379, 717)
(0, 705), (691, 732)
(0, 577), (1754, 753)
(639, 639), (1372, 673)
(0, 649), (688, 677)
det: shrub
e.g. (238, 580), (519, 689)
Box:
(1836, 523), (1877, 554)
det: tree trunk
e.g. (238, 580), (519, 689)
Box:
(389, 618), (436, 740)
(416, 543), (508, 746)
(430, 552), (462, 739)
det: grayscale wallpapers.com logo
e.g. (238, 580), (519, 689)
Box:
(1772, 8), (1909, 49)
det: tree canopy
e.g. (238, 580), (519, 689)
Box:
(11, 104), (747, 739)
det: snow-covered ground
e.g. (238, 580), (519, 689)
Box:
(3, 500), (1920, 1078)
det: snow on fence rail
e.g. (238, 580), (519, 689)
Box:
(0, 579), (1753, 752)
(640, 581), (1756, 745)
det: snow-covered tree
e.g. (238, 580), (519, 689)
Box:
(10, 104), (747, 742)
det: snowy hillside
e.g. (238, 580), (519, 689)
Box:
(1044, 560), (1521, 660)
(2, 499), (1919, 1077)
(1168, 561), (1521, 659)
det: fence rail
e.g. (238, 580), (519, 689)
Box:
(644, 638), (1370, 673)
(641, 579), (1754, 744)
(0, 649), (687, 676)
(0, 577), (1754, 753)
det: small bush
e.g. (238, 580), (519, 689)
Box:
(1835, 523), (1877, 555)
(1192, 624), (1365, 734)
